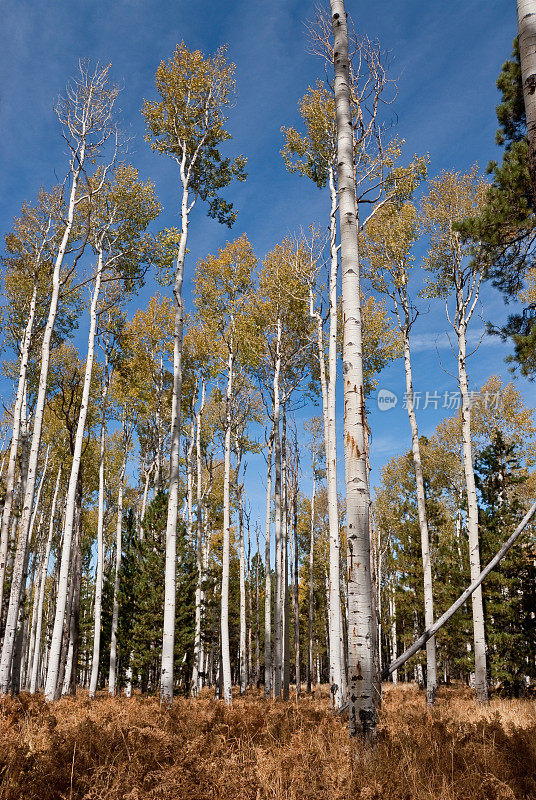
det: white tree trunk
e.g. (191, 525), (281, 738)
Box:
(44, 248), (103, 701)
(191, 380), (206, 696)
(272, 321), (283, 698)
(108, 451), (126, 695)
(238, 481), (247, 694)
(221, 347), (234, 704)
(402, 325), (437, 704)
(89, 355), (111, 699)
(458, 321), (488, 703)
(0, 281), (38, 614)
(389, 588), (398, 685)
(518, 0), (536, 202)
(331, 0), (376, 739)
(160, 179), (189, 703)
(29, 465), (61, 693)
(307, 457), (316, 693)
(0, 146), (85, 694)
(264, 430), (273, 697)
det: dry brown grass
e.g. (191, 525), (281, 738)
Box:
(1, 684), (536, 799)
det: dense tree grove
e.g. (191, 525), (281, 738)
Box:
(1, 1), (536, 746)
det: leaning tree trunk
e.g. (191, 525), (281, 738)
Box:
(401, 319), (437, 705)
(518, 0), (536, 205)
(458, 320), (488, 703)
(0, 281), (38, 615)
(89, 354), (111, 699)
(44, 249), (103, 701)
(160, 177), (189, 704)
(221, 346), (234, 705)
(264, 430), (273, 697)
(331, 0), (376, 740)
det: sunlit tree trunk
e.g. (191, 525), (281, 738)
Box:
(108, 439), (127, 695)
(307, 453), (316, 694)
(191, 380), (206, 696)
(264, 430), (273, 697)
(89, 353), (111, 699)
(44, 249), (103, 701)
(221, 345), (234, 704)
(518, 0), (536, 203)
(238, 469), (247, 695)
(331, 0), (376, 739)
(401, 316), (437, 704)
(281, 408), (290, 701)
(29, 466), (61, 693)
(458, 317), (488, 703)
(0, 281), (38, 615)
(161, 173), (189, 703)
(389, 587), (398, 686)
(0, 142), (85, 694)
(272, 321), (283, 699)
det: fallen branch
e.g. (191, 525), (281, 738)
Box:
(383, 500), (536, 680)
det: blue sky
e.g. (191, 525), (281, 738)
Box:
(0, 0), (530, 524)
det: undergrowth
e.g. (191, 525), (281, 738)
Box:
(1, 684), (536, 799)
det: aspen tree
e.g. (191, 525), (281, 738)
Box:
(362, 159), (441, 704)
(328, 1), (389, 738)
(0, 65), (120, 694)
(518, 0), (536, 203)
(143, 43), (246, 702)
(422, 168), (489, 703)
(44, 167), (159, 701)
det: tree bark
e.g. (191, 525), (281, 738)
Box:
(89, 353), (111, 699)
(108, 442), (127, 695)
(273, 321), (283, 698)
(307, 453), (316, 694)
(160, 176), (189, 703)
(518, 0), (536, 205)
(331, 0), (376, 739)
(402, 322), (437, 704)
(264, 430), (273, 697)
(44, 248), (103, 701)
(221, 346), (234, 704)
(191, 380), (206, 696)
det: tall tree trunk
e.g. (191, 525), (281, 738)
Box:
(255, 525), (261, 687)
(292, 489), (301, 696)
(264, 431), (273, 697)
(44, 249), (103, 701)
(108, 445), (127, 695)
(0, 281), (38, 615)
(273, 322), (283, 698)
(0, 148), (85, 694)
(238, 475), (247, 695)
(281, 408), (290, 701)
(89, 352), (111, 699)
(389, 587), (398, 685)
(518, 0), (536, 204)
(307, 455), (316, 694)
(401, 321), (437, 704)
(458, 320), (488, 703)
(191, 381), (206, 696)
(160, 176), (189, 703)
(330, 0), (376, 739)
(221, 346), (234, 704)
(29, 465), (61, 693)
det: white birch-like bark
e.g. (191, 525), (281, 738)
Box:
(458, 318), (488, 703)
(29, 465), (61, 693)
(272, 320), (283, 698)
(307, 454), (316, 694)
(108, 447), (126, 695)
(191, 379), (206, 696)
(331, 0), (376, 739)
(0, 138), (86, 694)
(237, 453), (247, 695)
(89, 354), (110, 699)
(221, 346), (234, 704)
(389, 588), (398, 685)
(281, 410), (290, 701)
(160, 176), (189, 703)
(44, 249), (104, 701)
(0, 282), (38, 614)
(518, 0), (536, 202)
(401, 324), (437, 704)
(264, 431), (273, 697)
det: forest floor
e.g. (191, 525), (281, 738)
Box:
(1, 683), (536, 800)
